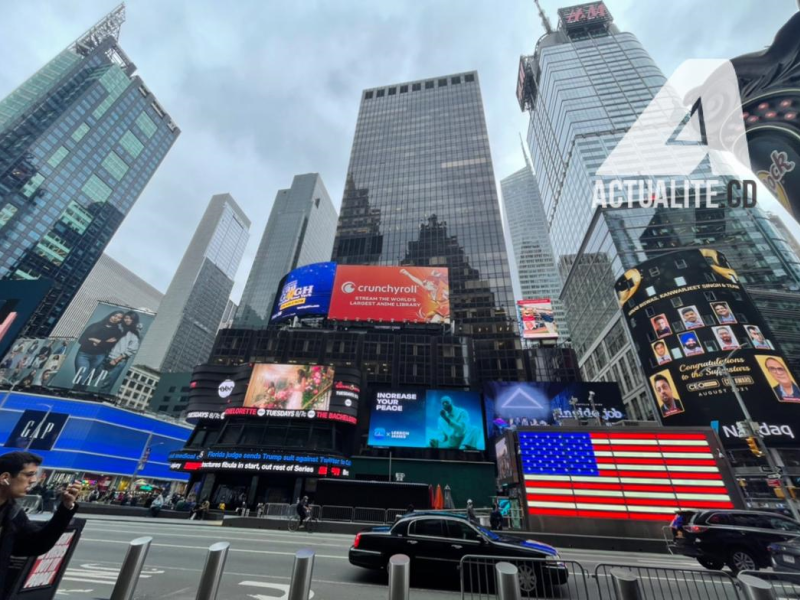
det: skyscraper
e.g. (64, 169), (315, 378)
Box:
(500, 150), (569, 339)
(0, 6), (179, 336)
(234, 173), (337, 328)
(136, 194), (250, 373)
(518, 2), (800, 419)
(50, 253), (163, 339)
(332, 71), (519, 377)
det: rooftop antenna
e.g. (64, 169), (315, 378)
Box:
(534, 0), (554, 34)
(519, 132), (532, 169)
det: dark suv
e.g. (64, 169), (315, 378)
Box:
(670, 510), (800, 572)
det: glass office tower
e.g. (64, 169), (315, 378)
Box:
(235, 173), (337, 328)
(500, 152), (569, 339)
(519, 3), (800, 418)
(332, 72), (520, 378)
(0, 6), (179, 336)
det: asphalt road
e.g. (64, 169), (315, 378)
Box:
(48, 516), (712, 600)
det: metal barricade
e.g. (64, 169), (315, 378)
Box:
(266, 503), (292, 519)
(353, 507), (386, 523)
(310, 504), (322, 520)
(460, 555), (590, 600)
(594, 564), (743, 600)
(20, 494), (42, 514)
(739, 570), (800, 598)
(387, 508), (406, 523)
(320, 505), (354, 522)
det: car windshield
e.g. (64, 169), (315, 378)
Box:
(476, 526), (500, 541)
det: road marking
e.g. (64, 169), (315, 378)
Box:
(239, 580), (315, 600)
(83, 522), (353, 543)
(60, 563), (165, 586)
(80, 538), (349, 560)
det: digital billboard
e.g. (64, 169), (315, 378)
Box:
(0, 279), (53, 359)
(329, 266), (450, 324)
(168, 449), (352, 478)
(0, 337), (72, 388)
(367, 388), (485, 450)
(615, 248), (800, 447)
(495, 433), (519, 485)
(270, 262), (337, 324)
(520, 429), (740, 522)
(484, 381), (626, 439)
(517, 299), (558, 340)
(48, 302), (156, 396)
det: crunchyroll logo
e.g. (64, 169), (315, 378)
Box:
(341, 282), (356, 294)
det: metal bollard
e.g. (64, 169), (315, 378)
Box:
(388, 554), (410, 600)
(737, 574), (777, 600)
(110, 536), (153, 600)
(288, 548), (315, 600)
(495, 562), (521, 600)
(195, 542), (231, 600)
(610, 569), (643, 600)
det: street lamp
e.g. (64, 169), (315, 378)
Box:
(719, 344), (800, 521)
(127, 435), (165, 494)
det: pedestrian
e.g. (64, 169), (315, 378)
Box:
(191, 499), (210, 521)
(149, 494), (164, 518)
(466, 499), (477, 525)
(490, 501), (503, 530)
(0, 452), (80, 597)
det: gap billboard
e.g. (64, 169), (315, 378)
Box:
(615, 248), (800, 447)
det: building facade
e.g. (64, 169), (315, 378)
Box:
(51, 253), (163, 339)
(767, 212), (800, 263)
(500, 154), (569, 339)
(148, 372), (193, 418)
(135, 194), (250, 373)
(332, 71), (520, 379)
(519, 3), (800, 420)
(0, 6), (178, 336)
(234, 173), (337, 328)
(116, 364), (161, 411)
(218, 298), (237, 331)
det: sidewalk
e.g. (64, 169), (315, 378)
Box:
(29, 511), (223, 526)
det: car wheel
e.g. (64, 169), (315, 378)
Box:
(728, 549), (758, 573)
(517, 563), (539, 594)
(696, 557), (724, 570)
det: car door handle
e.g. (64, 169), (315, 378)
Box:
(407, 540), (418, 545)
(451, 545), (463, 549)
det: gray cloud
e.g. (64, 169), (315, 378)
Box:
(1, 0), (798, 300)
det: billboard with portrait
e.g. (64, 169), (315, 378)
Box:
(48, 302), (155, 397)
(367, 388), (485, 450)
(0, 337), (72, 389)
(483, 381), (627, 439)
(615, 248), (800, 447)
(517, 299), (559, 340)
(329, 266), (450, 324)
(0, 279), (53, 360)
(270, 262), (337, 324)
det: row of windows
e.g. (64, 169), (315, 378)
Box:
(364, 74), (476, 100)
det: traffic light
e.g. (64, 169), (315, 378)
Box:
(746, 437), (764, 457)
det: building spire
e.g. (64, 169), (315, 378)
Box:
(534, 0), (554, 34)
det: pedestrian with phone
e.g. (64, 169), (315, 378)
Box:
(0, 452), (79, 597)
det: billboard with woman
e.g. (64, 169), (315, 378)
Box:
(48, 302), (155, 396)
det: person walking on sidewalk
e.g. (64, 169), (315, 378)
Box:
(0, 452), (79, 598)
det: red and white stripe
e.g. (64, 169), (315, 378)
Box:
(526, 432), (734, 521)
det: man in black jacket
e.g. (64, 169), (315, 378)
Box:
(0, 452), (79, 597)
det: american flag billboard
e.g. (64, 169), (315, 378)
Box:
(520, 430), (739, 521)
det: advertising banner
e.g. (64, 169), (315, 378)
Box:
(48, 302), (155, 396)
(4, 409), (68, 451)
(517, 299), (559, 340)
(0, 279), (53, 359)
(615, 248), (800, 447)
(495, 433), (519, 485)
(0, 337), (71, 388)
(484, 381), (626, 439)
(270, 262), (337, 324)
(367, 388), (485, 450)
(329, 265), (450, 324)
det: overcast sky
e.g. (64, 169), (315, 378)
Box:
(1, 0), (799, 301)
